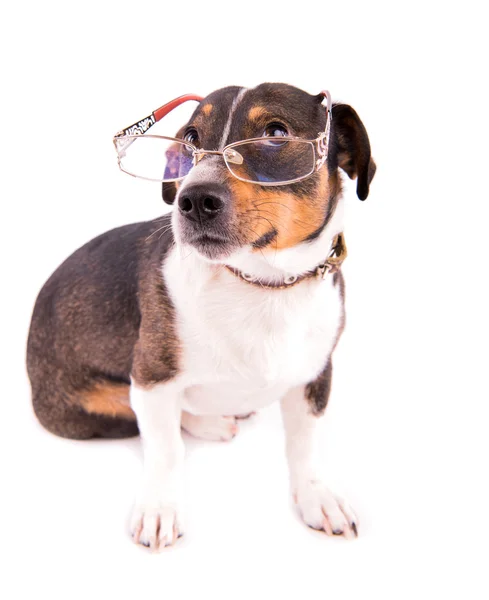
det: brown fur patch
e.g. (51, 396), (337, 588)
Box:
(80, 383), (135, 419)
(131, 248), (181, 388)
(248, 106), (267, 121)
(202, 103), (213, 116)
(230, 169), (335, 251)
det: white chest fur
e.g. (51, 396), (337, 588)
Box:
(163, 248), (343, 416)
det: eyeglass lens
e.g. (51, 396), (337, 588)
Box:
(116, 136), (194, 182)
(224, 139), (315, 184)
(116, 136), (315, 184)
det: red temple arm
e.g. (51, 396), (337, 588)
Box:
(115, 94), (204, 138)
(153, 94), (204, 122)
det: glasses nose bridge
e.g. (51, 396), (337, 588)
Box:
(193, 148), (225, 165)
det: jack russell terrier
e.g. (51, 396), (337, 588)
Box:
(27, 83), (376, 550)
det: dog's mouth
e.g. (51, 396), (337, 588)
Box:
(184, 232), (236, 261)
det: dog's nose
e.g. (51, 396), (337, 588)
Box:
(178, 184), (227, 222)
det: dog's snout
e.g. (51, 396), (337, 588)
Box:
(178, 184), (227, 222)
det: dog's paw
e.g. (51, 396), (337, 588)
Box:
(130, 503), (184, 551)
(181, 412), (238, 441)
(294, 480), (358, 539)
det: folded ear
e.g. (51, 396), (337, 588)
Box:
(162, 181), (177, 205)
(331, 103), (376, 200)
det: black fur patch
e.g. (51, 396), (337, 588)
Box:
(305, 270), (345, 416)
(252, 228), (278, 248)
(305, 360), (333, 415)
(330, 103), (376, 200)
(303, 192), (340, 243)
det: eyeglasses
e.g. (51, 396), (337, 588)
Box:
(113, 91), (332, 187)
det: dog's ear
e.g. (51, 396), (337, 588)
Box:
(162, 181), (177, 205)
(331, 103), (376, 200)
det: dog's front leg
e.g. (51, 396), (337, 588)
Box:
(281, 364), (358, 538)
(130, 381), (184, 550)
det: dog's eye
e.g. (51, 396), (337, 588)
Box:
(184, 129), (199, 145)
(263, 123), (288, 146)
(264, 123), (288, 138)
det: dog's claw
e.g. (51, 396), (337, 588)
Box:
(295, 480), (358, 540)
(130, 505), (183, 551)
(235, 412), (255, 420)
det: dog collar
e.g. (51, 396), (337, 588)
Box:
(225, 233), (347, 290)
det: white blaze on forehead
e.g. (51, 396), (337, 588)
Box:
(176, 87), (249, 199)
(219, 88), (248, 150)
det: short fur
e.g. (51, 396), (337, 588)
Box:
(27, 219), (175, 438)
(27, 83), (375, 548)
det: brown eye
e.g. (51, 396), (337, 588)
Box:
(184, 129), (199, 145)
(263, 123), (288, 147)
(264, 123), (288, 138)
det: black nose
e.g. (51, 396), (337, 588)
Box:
(178, 183), (226, 222)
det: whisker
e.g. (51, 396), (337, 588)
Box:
(158, 229), (175, 243)
(146, 222), (173, 241)
(238, 224), (276, 270)
(254, 206), (317, 230)
(253, 201), (294, 211)
(244, 210), (295, 236)
(251, 200), (319, 229)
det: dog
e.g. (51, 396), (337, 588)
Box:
(27, 83), (375, 550)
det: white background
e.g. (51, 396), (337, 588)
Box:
(1, 1), (488, 598)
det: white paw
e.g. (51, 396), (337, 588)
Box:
(130, 503), (184, 551)
(181, 413), (238, 441)
(294, 480), (358, 539)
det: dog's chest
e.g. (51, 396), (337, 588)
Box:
(164, 252), (343, 415)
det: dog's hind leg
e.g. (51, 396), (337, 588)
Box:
(181, 412), (238, 441)
(29, 369), (138, 440)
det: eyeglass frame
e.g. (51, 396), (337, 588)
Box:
(113, 90), (333, 187)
